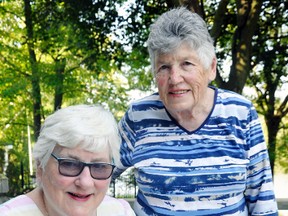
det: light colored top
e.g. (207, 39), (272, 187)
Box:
(0, 194), (135, 216)
(114, 87), (278, 216)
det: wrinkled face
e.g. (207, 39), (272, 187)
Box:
(155, 43), (216, 114)
(37, 146), (111, 216)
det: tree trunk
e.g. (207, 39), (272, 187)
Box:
(266, 115), (281, 176)
(210, 0), (229, 41)
(165, 0), (204, 17)
(225, 0), (263, 94)
(23, 0), (42, 140)
(54, 58), (66, 111)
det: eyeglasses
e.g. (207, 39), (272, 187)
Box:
(51, 153), (115, 180)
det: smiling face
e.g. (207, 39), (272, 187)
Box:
(155, 43), (216, 116)
(37, 145), (111, 216)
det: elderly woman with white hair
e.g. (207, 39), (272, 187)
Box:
(113, 7), (278, 216)
(0, 104), (135, 216)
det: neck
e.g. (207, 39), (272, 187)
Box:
(169, 88), (215, 131)
(27, 188), (49, 216)
(41, 190), (49, 216)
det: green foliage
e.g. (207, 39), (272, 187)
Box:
(0, 0), (128, 195)
(277, 132), (288, 173)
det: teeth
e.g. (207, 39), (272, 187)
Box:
(171, 90), (187, 94)
(71, 193), (88, 198)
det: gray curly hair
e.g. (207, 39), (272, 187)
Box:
(147, 7), (216, 74)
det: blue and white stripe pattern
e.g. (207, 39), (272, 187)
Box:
(115, 87), (278, 216)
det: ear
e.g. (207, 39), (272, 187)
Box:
(208, 57), (217, 81)
(36, 161), (43, 182)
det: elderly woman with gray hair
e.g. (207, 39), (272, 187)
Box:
(0, 104), (135, 216)
(113, 7), (278, 216)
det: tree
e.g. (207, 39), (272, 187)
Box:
(0, 0), (133, 194)
(1, 0), (131, 138)
(24, 0), (42, 139)
(248, 0), (288, 174)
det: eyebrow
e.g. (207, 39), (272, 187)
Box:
(62, 153), (110, 163)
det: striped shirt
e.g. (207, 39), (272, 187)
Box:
(114, 87), (278, 216)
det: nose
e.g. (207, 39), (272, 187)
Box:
(169, 66), (183, 84)
(75, 166), (94, 187)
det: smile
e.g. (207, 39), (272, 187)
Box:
(68, 192), (91, 199)
(169, 90), (190, 94)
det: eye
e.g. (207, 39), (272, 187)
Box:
(183, 61), (193, 66)
(157, 64), (170, 73)
(93, 163), (110, 171)
(60, 160), (81, 171)
(91, 163), (113, 176)
(182, 61), (194, 70)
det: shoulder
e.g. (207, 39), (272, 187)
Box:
(97, 195), (135, 216)
(216, 88), (252, 106)
(211, 87), (257, 121)
(0, 195), (41, 216)
(0, 195), (33, 209)
(129, 93), (163, 110)
(122, 93), (166, 123)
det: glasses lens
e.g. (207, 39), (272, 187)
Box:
(90, 163), (114, 180)
(59, 159), (83, 177)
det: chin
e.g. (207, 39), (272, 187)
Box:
(169, 102), (189, 110)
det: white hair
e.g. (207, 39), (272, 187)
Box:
(33, 104), (121, 170)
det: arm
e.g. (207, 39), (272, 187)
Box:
(112, 107), (135, 180)
(244, 106), (278, 215)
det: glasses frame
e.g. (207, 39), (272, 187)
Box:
(51, 153), (115, 180)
